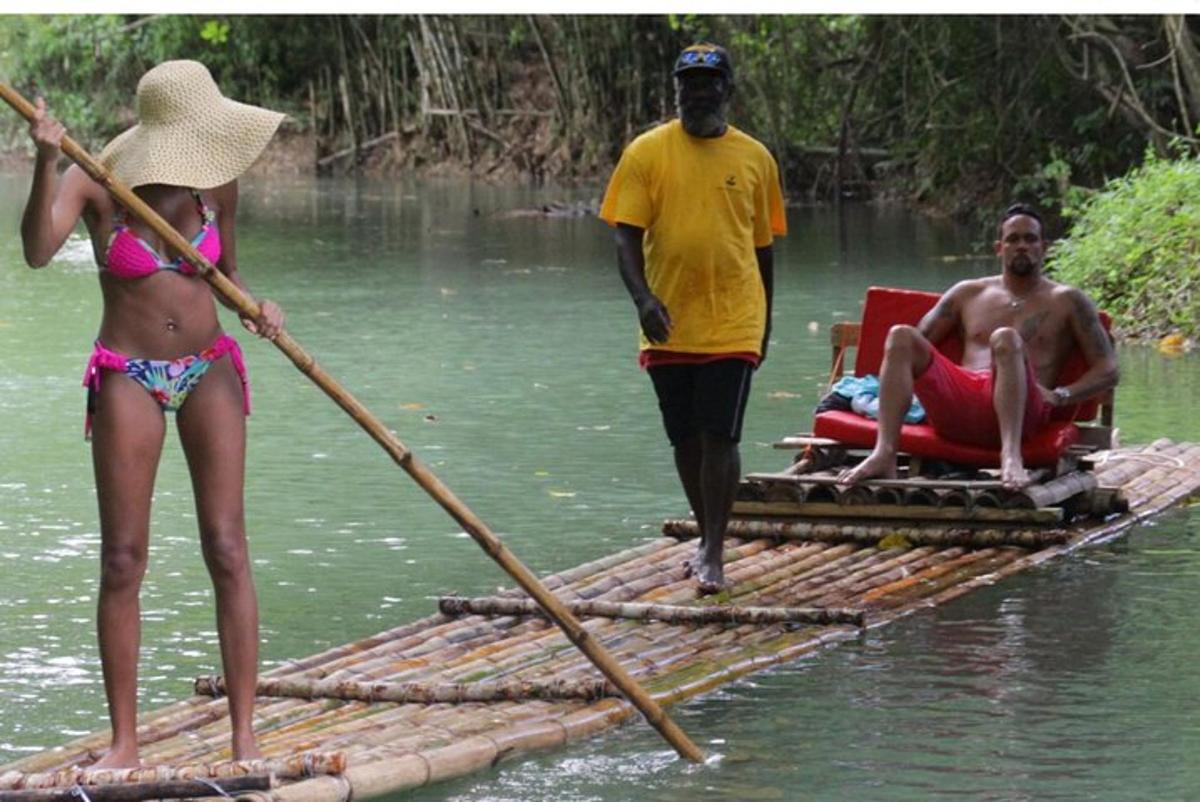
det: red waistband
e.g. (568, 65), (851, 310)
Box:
(638, 349), (761, 370)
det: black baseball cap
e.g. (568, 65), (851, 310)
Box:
(673, 43), (734, 82)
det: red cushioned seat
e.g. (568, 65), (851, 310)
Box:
(812, 286), (1108, 468)
(813, 410), (1079, 468)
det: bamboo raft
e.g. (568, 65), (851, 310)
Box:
(2, 438), (1198, 801)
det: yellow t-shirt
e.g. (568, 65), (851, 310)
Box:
(599, 119), (787, 355)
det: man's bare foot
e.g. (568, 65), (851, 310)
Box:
(232, 731), (263, 762)
(1000, 455), (1033, 491)
(693, 557), (725, 595)
(681, 543), (705, 578)
(836, 450), (897, 485)
(89, 745), (141, 770)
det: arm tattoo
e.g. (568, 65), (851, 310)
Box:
(919, 296), (957, 338)
(1072, 291), (1114, 357)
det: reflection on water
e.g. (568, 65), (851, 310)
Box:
(2, 175), (1199, 799)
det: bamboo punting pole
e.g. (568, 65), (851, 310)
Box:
(0, 83), (702, 764)
(662, 519), (1069, 549)
(437, 596), (866, 627)
(0, 775), (273, 802)
(0, 755), (342, 790)
(195, 674), (616, 703)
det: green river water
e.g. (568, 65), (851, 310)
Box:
(1, 175), (1198, 800)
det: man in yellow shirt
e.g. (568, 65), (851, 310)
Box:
(599, 42), (788, 593)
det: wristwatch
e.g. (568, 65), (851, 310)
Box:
(1052, 386), (1072, 406)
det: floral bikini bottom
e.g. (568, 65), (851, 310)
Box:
(81, 334), (250, 439)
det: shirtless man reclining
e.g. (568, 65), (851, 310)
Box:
(838, 204), (1119, 491)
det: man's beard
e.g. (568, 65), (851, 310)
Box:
(1009, 255), (1038, 276)
(680, 102), (724, 136)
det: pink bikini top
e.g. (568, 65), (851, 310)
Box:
(103, 191), (220, 279)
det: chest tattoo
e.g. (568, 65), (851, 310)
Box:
(1019, 311), (1049, 342)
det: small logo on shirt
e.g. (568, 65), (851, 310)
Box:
(725, 175), (737, 188)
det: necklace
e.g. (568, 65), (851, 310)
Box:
(1005, 280), (1041, 309)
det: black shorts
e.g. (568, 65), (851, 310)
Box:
(647, 359), (755, 447)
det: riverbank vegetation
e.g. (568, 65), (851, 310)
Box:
(4, 15), (1200, 215)
(1049, 149), (1200, 340)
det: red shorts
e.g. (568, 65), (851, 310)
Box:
(913, 347), (1054, 448)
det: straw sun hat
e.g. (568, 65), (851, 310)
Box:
(99, 60), (285, 189)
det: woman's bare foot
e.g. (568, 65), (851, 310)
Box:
(836, 449), (897, 485)
(89, 744), (141, 770)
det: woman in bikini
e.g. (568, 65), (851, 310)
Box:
(21, 60), (285, 767)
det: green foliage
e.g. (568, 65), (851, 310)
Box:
(0, 10), (1182, 244)
(0, 14), (314, 149)
(199, 20), (230, 45)
(1048, 150), (1200, 338)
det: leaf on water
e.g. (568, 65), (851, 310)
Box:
(878, 532), (912, 550)
(1159, 332), (1187, 353)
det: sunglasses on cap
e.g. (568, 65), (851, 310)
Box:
(679, 50), (724, 67)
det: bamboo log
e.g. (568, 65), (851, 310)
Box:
(803, 484), (839, 504)
(745, 471), (1046, 490)
(195, 674), (616, 703)
(972, 490), (1004, 508)
(662, 519), (1069, 549)
(901, 487), (939, 507)
(0, 776), (272, 802)
(874, 486), (905, 506)
(840, 485), (875, 506)
(1018, 471), (1098, 509)
(0, 755), (342, 790)
(437, 596), (865, 627)
(729, 500), (1064, 523)
(0, 82), (702, 765)
(754, 547), (922, 605)
(937, 488), (972, 508)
